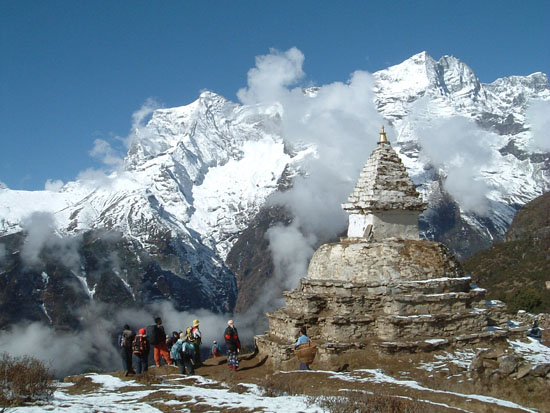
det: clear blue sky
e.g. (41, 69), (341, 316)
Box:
(1, 0), (548, 190)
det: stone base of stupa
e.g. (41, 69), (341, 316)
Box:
(255, 238), (512, 370)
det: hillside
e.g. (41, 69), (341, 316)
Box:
(463, 192), (550, 313)
(7, 341), (550, 412)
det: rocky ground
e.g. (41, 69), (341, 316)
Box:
(9, 335), (549, 413)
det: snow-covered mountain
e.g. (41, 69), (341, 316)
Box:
(0, 52), (549, 325)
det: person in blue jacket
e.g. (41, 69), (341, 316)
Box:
(295, 327), (311, 370)
(170, 333), (195, 375)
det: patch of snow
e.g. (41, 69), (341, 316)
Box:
(334, 369), (537, 412)
(509, 338), (550, 365)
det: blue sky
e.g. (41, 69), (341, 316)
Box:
(1, 0), (548, 190)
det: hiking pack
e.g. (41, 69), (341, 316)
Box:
(147, 325), (161, 345)
(120, 330), (133, 348)
(182, 341), (194, 357)
(133, 335), (147, 355)
(170, 340), (182, 360)
(186, 327), (196, 343)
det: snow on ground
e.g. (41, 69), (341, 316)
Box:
(11, 373), (324, 413)
(416, 348), (480, 372)
(315, 369), (537, 413)
(509, 337), (550, 365)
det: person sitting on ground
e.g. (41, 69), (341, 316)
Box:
(211, 340), (222, 358)
(527, 319), (542, 340)
(295, 327), (312, 370)
(132, 328), (150, 374)
(224, 319), (241, 371)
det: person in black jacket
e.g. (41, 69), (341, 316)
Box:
(119, 324), (135, 376)
(224, 319), (241, 371)
(152, 317), (172, 367)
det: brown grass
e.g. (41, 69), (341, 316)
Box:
(0, 352), (54, 407)
(312, 390), (442, 413)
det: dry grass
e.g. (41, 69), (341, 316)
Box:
(0, 352), (54, 407)
(257, 373), (434, 412)
(313, 391), (441, 413)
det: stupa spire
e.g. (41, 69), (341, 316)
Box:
(379, 125), (388, 143)
(342, 126), (427, 240)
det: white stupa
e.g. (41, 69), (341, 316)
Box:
(342, 126), (427, 240)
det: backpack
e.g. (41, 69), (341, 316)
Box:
(170, 340), (182, 361)
(182, 341), (194, 357)
(133, 335), (147, 355)
(147, 325), (159, 345)
(120, 330), (133, 348)
(186, 327), (196, 343)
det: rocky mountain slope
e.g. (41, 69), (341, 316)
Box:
(0, 52), (549, 327)
(463, 192), (550, 314)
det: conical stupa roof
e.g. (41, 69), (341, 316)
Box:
(342, 128), (427, 213)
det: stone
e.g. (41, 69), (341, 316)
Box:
(530, 363), (550, 377)
(482, 359), (499, 369)
(498, 355), (520, 375)
(481, 348), (506, 359)
(517, 364), (532, 379)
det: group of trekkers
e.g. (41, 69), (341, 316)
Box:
(118, 317), (241, 376)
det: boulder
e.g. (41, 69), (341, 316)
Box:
(517, 363), (532, 379)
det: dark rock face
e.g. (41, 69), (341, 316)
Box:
(0, 229), (237, 331)
(419, 193), (498, 261)
(225, 206), (292, 313)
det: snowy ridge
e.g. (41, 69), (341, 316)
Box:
(1, 53), (549, 286)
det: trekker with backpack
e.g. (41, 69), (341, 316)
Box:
(170, 332), (195, 375)
(149, 317), (172, 367)
(211, 340), (222, 358)
(224, 319), (241, 371)
(190, 319), (202, 366)
(118, 324), (136, 376)
(166, 331), (179, 352)
(132, 328), (150, 374)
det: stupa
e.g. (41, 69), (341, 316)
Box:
(255, 127), (508, 369)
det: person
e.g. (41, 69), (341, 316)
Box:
(132, 328), (150, 374)
(224, 319), (240, 371)
(118, 324), (136, 376)
(191, 319), (202, 366)
(295, 327), (312, 370)
(170, 332), (195, 375)
(182, 334), (195, 375)
(166, 331), (180, 352)
(527, 319), (542, 340)
(211, 340), (222, 358)
(152, 317), (172, 367)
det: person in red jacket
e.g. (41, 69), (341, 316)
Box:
(224, 319), (240, 371)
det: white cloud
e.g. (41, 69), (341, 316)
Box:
(20, 211), (81, 270)
(235, 48), (385, 316)
(90, 138), (124, 167)
(415, 114), (496, 215)
(237, 47), (305, 105)
(526, 99), (550, 152)
(44, 179), (64, 192)
(76, 167), (114, 188)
